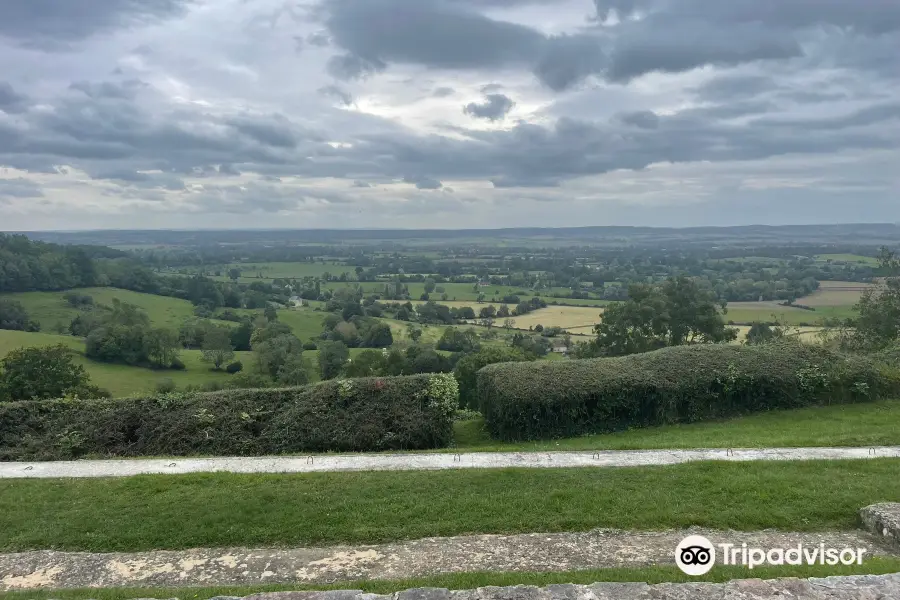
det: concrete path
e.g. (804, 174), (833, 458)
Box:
(2, 529), (894, 590)
(1, 446), (898, 479)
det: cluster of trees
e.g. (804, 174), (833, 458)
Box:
(0, 234), (112, 293)
(576, 276), (737, 358)
(0, 299), (40, 332)
(0, 345), (109, 401)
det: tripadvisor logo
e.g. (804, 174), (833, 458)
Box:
(675, 535), (716, 576)
(675, 535), (868, 576)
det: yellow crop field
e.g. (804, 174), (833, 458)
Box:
(508, 306), (605, 331)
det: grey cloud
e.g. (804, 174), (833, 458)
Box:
(0, 0), (194, 47)
(433, 87), (456, 97)
(617, 110), (659, 129)
(89, 168), (186, 190)
(481, 84), (503, 93)
(0, 82), (29, 114)
(327, 54), (387, 80)
(224, 113), (301, 149)
(352, 180), (373, 187)
(464, 94), (515, 120)
(307, 31), (331, 47)
(218, 163), (241, 176)
(69, 80), (148, 100)
(319, 85), (354, 106)
(535, 34), (607, 91)
(404, 176), (443, 190)
(0, 178), (44, 199)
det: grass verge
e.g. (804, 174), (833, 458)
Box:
(1, 460), (899, 553)
(450, 399), (900, 451)
(4, 561), (900, 600)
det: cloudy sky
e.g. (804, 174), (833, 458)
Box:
(1, 0), (899, 231)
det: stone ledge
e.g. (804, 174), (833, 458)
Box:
(860, 503), (900, 549)
(228, 573), (900, 600)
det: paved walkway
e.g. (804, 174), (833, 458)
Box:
(2, 529), (894, 589)
(1, 446), (899, 479)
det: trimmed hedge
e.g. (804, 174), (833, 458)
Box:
(477, 342), (900, 441)
(0, 374), (458, 460)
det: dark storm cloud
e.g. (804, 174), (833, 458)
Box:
(0, 178), (44, 199)
(322, 0), (900, 91)
(463, 94), (515, 120)
(0, 0), (194, 47)
(0, 82), (30, 114)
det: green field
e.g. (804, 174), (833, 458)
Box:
(0, 329), (250, 397)
(451, 399), (900, 451)
(0, 288), (203, 331)
(816, 254), (880, 265)
(724, 303), (857, 325)
(2, 460), (898, 552)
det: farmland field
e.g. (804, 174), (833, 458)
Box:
(510, 306), (605, 331)
(793, 280), (873, 307)
(816, 254), (880, 265)
(724, 301), (857, 325)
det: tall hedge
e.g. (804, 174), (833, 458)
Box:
(0, 374), (458, 460)
(477, 343), (899, 441)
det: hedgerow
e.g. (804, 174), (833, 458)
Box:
(0, 374), (457, 460)
(477, 342), (900, 441)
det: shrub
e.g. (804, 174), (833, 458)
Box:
(155, 378), (177, 394)
(302, 341), (318, 351)
(477, 342), (899, 441)
(0, 374), (458, 460)
(453, 347), (531, 410)
(226, 361), (244, 374)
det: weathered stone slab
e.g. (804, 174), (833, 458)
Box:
(860, 503), (900, 549)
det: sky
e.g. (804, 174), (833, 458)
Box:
(0, 0), (899, 231)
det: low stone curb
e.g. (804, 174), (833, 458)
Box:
(90, 573), (900, 600)
(3, 446), (900, 479)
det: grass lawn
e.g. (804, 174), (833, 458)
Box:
(6, 560), (900, 600)
(450, 399), (900, 451)
(816, 254), (880, 265)
(1, 459), (899, 552)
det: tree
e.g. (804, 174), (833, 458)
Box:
(264, 304), (278, 322)
(202, 327), (235, 370)
(424, 278), (436, 294)
(228, 268), (242, 282)
(745, 322), (783, 345)
(362, 322), (393, 348)
(591, 277), (737, 357)
(144, 328), (181, 368)
(276, 353), (311, 386)
(503, 318), (516, 330)
(255, 333), (303, 378)
(344, 349), (387, 377)
(409, 327), (423, 342)
(497, 304), (511, 318)
(849, 248), (900, 349)
(479, 305), (496, 319)
(318, 341), (349, 380)
(0, 345), (106, 401)
(436, 327), (479, 352)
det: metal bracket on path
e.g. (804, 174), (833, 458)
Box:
(23, 465), (33, 471)
(167, 462), (176, 467)
(869, 448), (877, 456)
(726, 448), (735, 457)
(592, 452), (601, 459)
(453, 453), (462, 462)
(306, 456), (314, 465)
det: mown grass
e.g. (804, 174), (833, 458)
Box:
(1, 460), (898, 553)
(450, 399), (900, 451)
(5, 560), (900, 600)
(725, 304), (857, 326)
